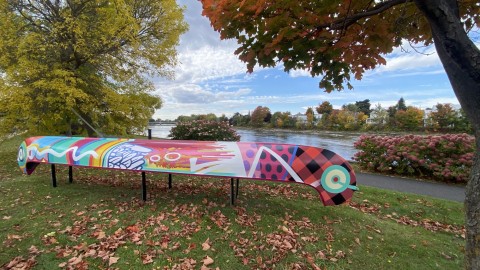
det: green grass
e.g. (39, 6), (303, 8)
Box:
(0, 135), (465, 269)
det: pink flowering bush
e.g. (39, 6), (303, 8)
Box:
(354, 133), (474, 183)
(169, 120), (240, 141)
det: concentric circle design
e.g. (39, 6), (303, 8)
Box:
(320, 165), (351, 194)
(17, 142), (28, 170)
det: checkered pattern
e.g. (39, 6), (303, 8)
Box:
(292, 147), (357, 206)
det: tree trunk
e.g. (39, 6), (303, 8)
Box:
(414, 0), (480, 268)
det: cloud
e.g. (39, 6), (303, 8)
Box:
(289, 69), (311, 78)
(173, 46), (248, 83)
(158, 84), (251, 104)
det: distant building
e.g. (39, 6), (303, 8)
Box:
(292, 113), (307, 123)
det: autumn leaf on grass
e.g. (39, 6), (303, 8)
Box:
(109, 256), (119, 266)
(306, 253), (321, 270)
(28, 245), (41, 255)
(354, 238), (361, 245)
(142, 254), (154, 264)
(203, 256), (214, 266)
(202, 238), (211, 251)
(126, 224), (140, 233)
(7, 234), (23, 242)
(5, 256), (37, 269)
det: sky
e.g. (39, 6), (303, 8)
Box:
(152, 0), (462, 121)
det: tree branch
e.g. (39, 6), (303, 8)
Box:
(317, 0), (412, 31)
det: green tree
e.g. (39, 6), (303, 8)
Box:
(396, 97), (408, 111)
(342, 103), (359, 113)
(429, 103), (458, 131)
(200, 1), (480, 265)
(230, 112), (246, 126)
(456, 109), (474, 133)
(0, 0), (187, 136)
(355, 99), (372, 116)
(271, 111), (284, 128)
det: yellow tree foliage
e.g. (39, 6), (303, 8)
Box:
(0, 0), (187, 135)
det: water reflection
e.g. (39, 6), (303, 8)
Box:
(148, 125), (359, 160)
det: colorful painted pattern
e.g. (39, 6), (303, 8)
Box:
(18, 136), (358, 206)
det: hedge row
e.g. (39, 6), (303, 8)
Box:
(354, 133), (475, 183)
(169, 120), (240, 141)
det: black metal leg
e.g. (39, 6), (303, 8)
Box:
(51, 164), (57, 187)
(68, 166), (73, 183)
(236, 178), (240, 198)
(168, 174), (172, 189)
(230, 178), (235, 205)
(142, 172), (147, 201)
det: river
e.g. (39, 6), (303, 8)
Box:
(148, 125), (360, 160)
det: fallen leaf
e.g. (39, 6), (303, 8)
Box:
(355, 238), (361, 245)
(441, 252), (452, 260)
(67, 255), (83, 265)
(142, 254), (153, 264)
(203, 256), (214, 266)
(202, 238), (211, 251)
(306, 253), (321, 270)
(28, 245), (40, 255)
(109, 256), (119, 266)
(96, 231), (106, 240)
(8, 234), (22, 240)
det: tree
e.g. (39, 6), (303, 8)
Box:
(355, 99), (372, 116)
(395, 106), (424, 131)
(342, 103), (359, 113)
(230, 112), (249, 126)
(369, 104), (389, 130)
(396, 97), (408, 112)
(429, 103), (458, 131)
(250, 106), (271, 127)
(305, 107), (315, 128)
(316, 101), (333, 115)
(0, 0), (187, 136)
(200, 1), (480, 267)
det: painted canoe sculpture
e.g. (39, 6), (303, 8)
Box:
(17, 136), (358, 206)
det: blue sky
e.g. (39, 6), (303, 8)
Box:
(152, 1), (461, 120)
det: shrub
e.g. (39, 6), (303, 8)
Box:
(169, 120), (240, 141)
(354, 133), (474, 183)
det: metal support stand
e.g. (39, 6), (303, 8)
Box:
(142, 172), (147, 201)
(141, 128), (152, 201)
(230, 178), (235, 205)
(168, 174), (172, 189)
(236, 178), (240, 198)
(68, 166), (73, 183)
(51, 164), (57, 187)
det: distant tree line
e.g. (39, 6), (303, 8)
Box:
(173, 98), (472, 134)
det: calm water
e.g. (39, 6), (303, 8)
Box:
(148, 125), (360, 160)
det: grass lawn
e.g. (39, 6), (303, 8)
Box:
(0, 135), (465, 269)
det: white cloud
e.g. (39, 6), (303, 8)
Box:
(289, 69), (311, 78)
(173, 45), (248, 83)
